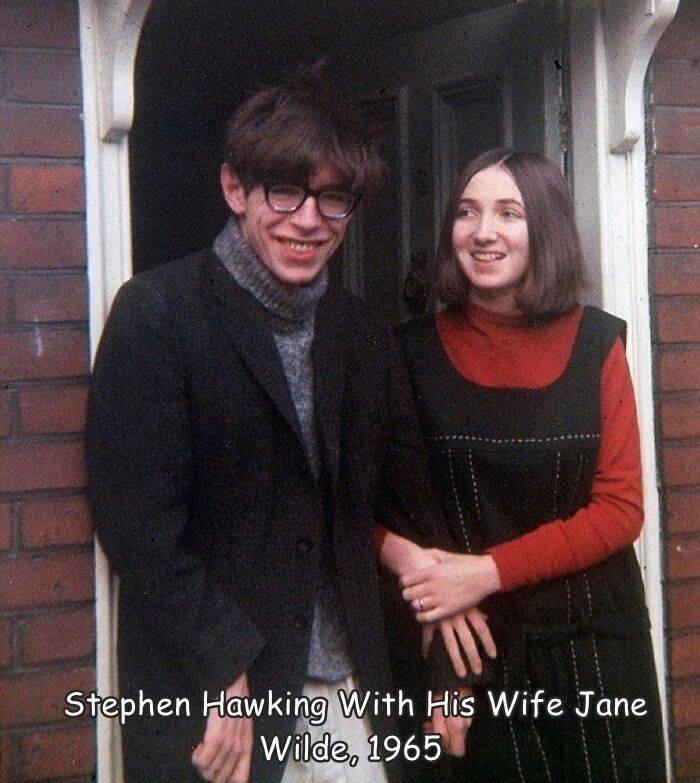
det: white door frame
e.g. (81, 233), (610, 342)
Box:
(568, 1), (679, 773)
(78, 4), (150, 781)
(78, 1), (679, 779)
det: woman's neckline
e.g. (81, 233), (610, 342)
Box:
(462, 300), (527, 327)
(434, 304), (587, 393)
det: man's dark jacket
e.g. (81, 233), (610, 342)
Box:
(85, 249), (445, 783)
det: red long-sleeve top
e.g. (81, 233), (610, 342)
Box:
(436, 303), (643, 592)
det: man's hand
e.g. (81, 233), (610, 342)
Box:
(192, 671), (253, 783)
(422, 608), (496, 678)
(402, 552), (501, 622)
(374, 524), (439, 576)
(426, 686), (473, 757)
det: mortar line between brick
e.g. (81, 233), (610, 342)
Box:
(0, 158), (86, 167)
(0, 269), (87, 277)
(0, 100), (82, 110)
(0, 45), (80, 55)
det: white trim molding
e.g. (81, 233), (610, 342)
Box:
(88, 0), (151, 142)
(605, 0), (680, 154)
(569, 0), (680, 778)
(78, 2), (152, 781)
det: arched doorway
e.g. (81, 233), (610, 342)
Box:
(78, 1), (680, 779)
(129, 0), (562, 322)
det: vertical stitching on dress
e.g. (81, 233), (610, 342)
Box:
(467, 448), (483, 530)
(448, 448), (471, 552)
(530, 724), (552, 782)
(572, 453), (584, 507)
(502, 656), (526, 783)
(553, 451), (561, 519)
(585, 577), (619, 783)
(572, 454), (583, 500)
(525, 674), (552, 781)
(567, 581), (593, 783)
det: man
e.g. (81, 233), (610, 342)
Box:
(86, 67), (468, 783)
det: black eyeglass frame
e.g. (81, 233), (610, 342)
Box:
(262, 181), (362, 220)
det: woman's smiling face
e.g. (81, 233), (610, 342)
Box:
(452, 164), (530, 314)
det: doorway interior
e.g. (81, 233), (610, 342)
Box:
(130, 0), (564, 322)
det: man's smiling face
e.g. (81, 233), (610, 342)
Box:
(221, 164), (351, 286)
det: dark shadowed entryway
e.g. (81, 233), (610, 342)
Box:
(130, 0), (563, 322)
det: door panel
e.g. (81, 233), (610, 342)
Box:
(341, 0), (561, 320)
(432, 77), (507, 235)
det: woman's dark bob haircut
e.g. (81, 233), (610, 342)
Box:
(436, 147), (587, 321)
(224, 63), (384, 196)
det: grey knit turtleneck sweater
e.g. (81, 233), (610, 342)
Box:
(214, 218), (353, 682)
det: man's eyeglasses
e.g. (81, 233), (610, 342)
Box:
(263, 182), (361, 220)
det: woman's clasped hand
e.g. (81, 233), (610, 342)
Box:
(401, 550), (501, 624)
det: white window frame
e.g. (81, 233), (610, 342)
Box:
(78, 2), (679, 779)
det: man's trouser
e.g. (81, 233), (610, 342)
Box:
(280, 675), (389, 783)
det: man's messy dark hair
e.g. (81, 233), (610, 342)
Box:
(224, 63), (385, 195)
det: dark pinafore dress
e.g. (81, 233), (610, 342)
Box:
(399, 306), (666, 783)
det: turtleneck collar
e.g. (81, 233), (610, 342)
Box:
(463, 300), (528, 329)
(213, 217), (328, 324)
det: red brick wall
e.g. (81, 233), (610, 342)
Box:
(0, 2), (94, 781)
(648, 1), (700, 779)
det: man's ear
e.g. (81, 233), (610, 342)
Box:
(220, 164), (247, 215)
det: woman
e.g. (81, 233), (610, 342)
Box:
(379, 148), (666, 781)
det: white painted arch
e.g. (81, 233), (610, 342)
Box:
(78, 1), (679, 779)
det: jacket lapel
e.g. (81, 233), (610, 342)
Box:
(312, 291), (348, 491)
(199, 253), (305, 448)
